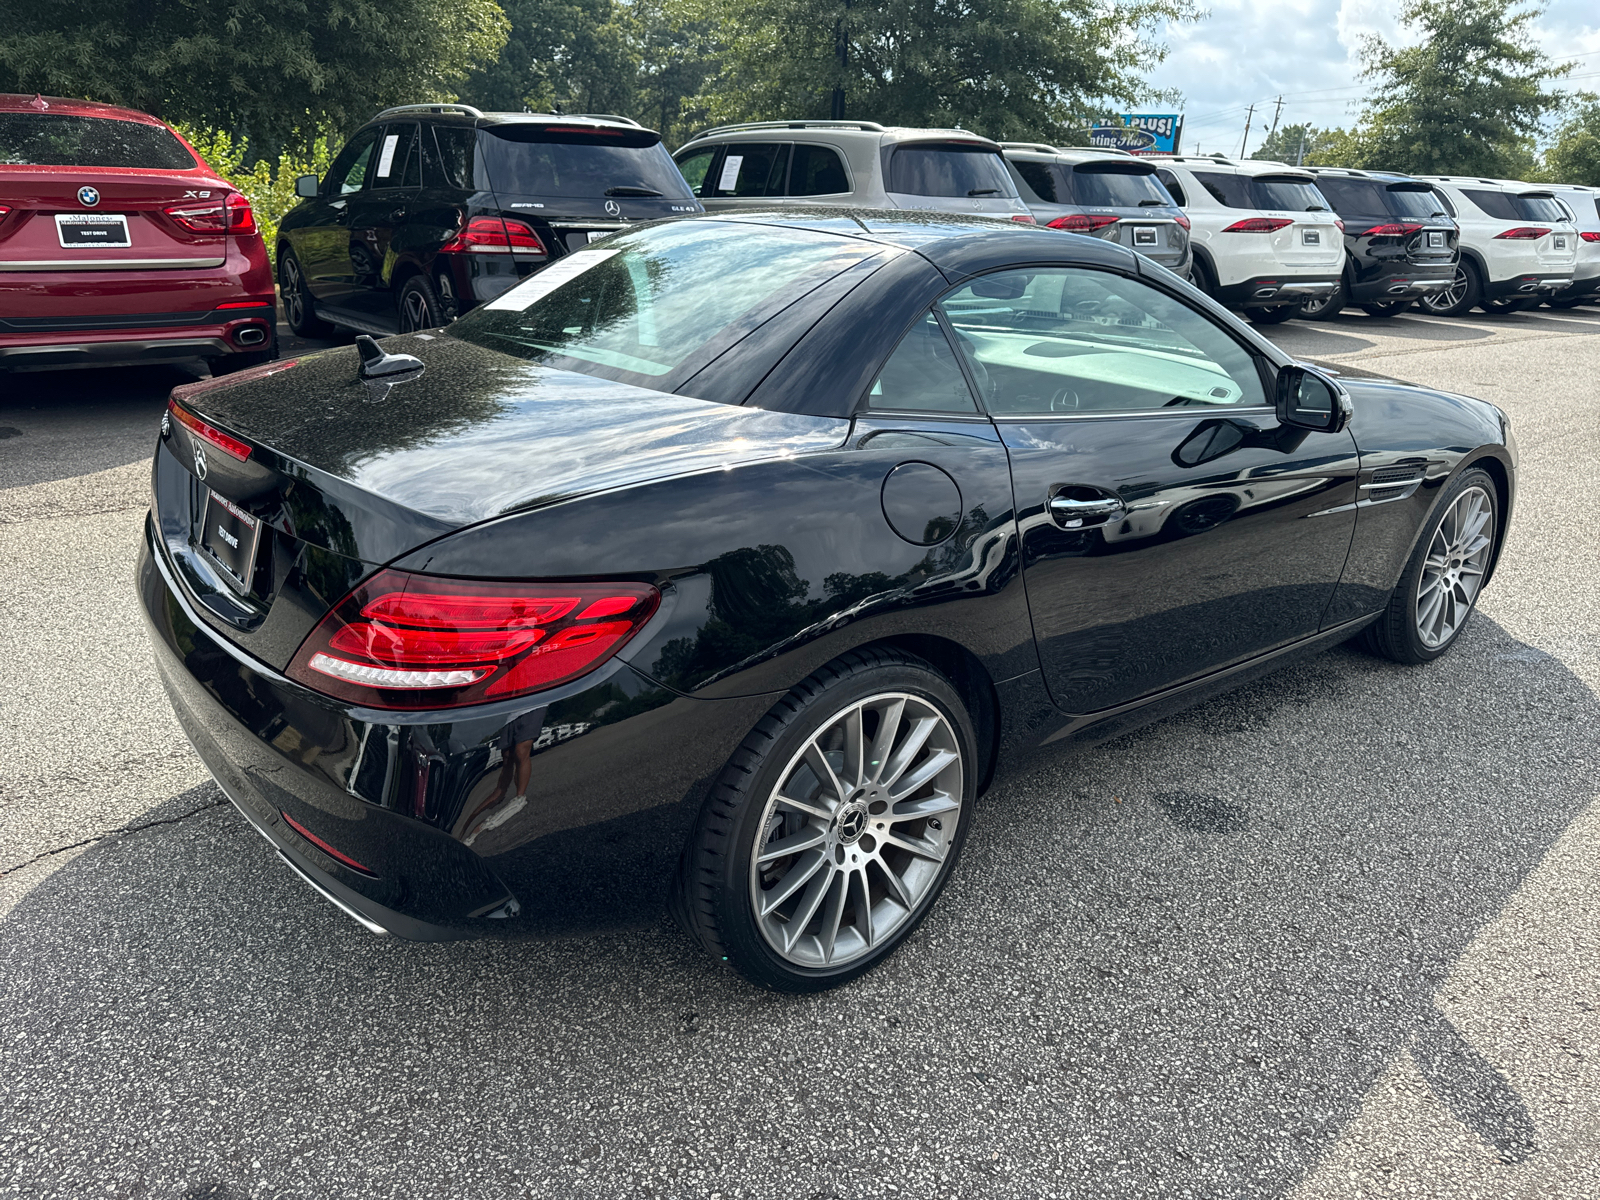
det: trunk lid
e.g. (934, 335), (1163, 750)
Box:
(155, 335), (846, 669)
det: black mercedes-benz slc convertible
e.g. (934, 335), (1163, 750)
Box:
(139, 211), (1515, 991)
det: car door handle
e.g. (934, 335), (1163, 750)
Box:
(1048, 493), (1127, 528)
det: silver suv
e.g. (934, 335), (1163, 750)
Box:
(672, 121), (1033, 222)
(1001, 143), (1191, 277)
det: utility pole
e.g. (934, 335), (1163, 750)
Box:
(1265, 95), (1283, 156)
(1296, 129), (1308, 166)
(1238, 104), (1255, 159)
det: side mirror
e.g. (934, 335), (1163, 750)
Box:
(295, 174), (320, 199)
(1276, 364), (1352, 433)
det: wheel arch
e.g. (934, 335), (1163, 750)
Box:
(1460, 450), (1514, 590)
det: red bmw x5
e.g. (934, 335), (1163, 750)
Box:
(0, 94), (276, 375)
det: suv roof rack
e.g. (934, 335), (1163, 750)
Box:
(1058, 145), (1134, 156)
(372, 103), (485, 122)
(999, 142), (1059, 155)
(1144, 154), (1234, 164)
(683, 119), (887, 143)
(569, 113), (642, 127)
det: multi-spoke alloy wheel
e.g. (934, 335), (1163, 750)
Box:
(674, 648), (976, 992)
(1415, 485), (1494, 648)
(1360, 467), (1499, 664)
(1419, 263), (1480, 317)
(750, 691), (961, 968)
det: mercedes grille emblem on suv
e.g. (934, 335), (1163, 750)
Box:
(78, 186), (100, 207)
(193, 445), (208, 481)
(604, 200), (621, 217)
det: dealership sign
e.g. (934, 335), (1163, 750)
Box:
(1088, 114), (1183, 155)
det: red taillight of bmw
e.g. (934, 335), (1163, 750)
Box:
(163, 191), (256, 235)
(287, 570), (661, 710)
(1359, 222), (1422, 237)
(1173, 213), (1191, 231)
(1047, 213), (1120, 233)
(1221, 218), (1294, 234)
(1493, 226), (1551, 240)
(167, 397), (251, 461)
(440, 217), (547, 256)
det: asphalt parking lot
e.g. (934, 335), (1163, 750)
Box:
(2, 304), (1597, 1199)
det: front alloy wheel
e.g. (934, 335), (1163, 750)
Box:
(675, 648), (976, 992)
(1418, 263), (1479, 317)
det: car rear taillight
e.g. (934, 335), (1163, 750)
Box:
(1010, 214), (1036, 224)
(167, 397), (250, 461)
(0, 205), (9, 219)
(440, 217), (547, 256)
(1579, 231), (1600, 243)
(1047, 213), (1120, 233)
(1221, 218), (1293, 233)
(225, 192), (256, 236)
(280, 811), (375, 876)
(1359, 222), (1422, 237)
(1174, 214), (1191, 231)
(287, 570), (660, 710)
(163, 192), (254, 235)
(1334, 218), (1345, 233)
(1493, 226), (1551, 239)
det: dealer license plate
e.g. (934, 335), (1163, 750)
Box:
(1427, 231), (1445, 249)
(1132, 227), (1157, 247)
(200, 489), (262, 588)
(586, 231), (611, 243)
(55, 213), (131, 248)
(1553, 235), (1567, 250)
(1302, 229), (1321, 245)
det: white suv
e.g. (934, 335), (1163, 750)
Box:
(1540, 183), (1600, 308)
(1146, 155), (1345, 325)
(672, 121), (1034, 222)
(1413, 177), (1577, 314)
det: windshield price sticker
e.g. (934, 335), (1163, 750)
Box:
(718, 155), (744, 192)
(376, 134), (399, 180)
(485, 248), (622, 311)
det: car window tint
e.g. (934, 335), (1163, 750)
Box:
(328, 130), (378, 195)
(1155, 169), (1187, 207)
(675, 148), (717, 197)
(1461, 189), (1520, 221)
(939, 268), (1268, 415)
(426, 125), (476, 189)
(0, 113), (197, 169)
(372, 124), (418, 188)
(1384, 184), (1445, 219)
(1251, 176), (1330, 211)
(447, 220), (869, 383)
(1313, 176), (1385, 214)
(707, 142), (789, 197)
(1071, 164), (1172, 208)
(866, 311), (978, 413)
(479, 126), (694, 199)
(1192, 171), (1252, 208)
(1012, 160), (1058, 203)
(1515, 194), (1567, 222)
(789, 144), (850, 196)
(887, 145), (1016, 198)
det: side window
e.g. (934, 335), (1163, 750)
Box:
(1191, 171), (1251, 208)
(425, 125), (476, 190)
(789, 144), (850, 196)
(1155, 168), (1187, 208)
(1462, 189), (1519, 221)
(327, 129), (379, 196)
(1013, 160), (1058, 204)
(938, 268), (1269, 415)
(675, 147), (718, 197)
(372, 123), (419, 189)
(709, 142), (790, 197)
(866, 311), (979, 414)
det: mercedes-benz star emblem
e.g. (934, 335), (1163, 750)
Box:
(604, 199), (621, 216)
(193, 444), (208, 481)
(78, 186), (100, 207)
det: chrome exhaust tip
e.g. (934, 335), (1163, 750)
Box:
(234, 326), (267, 347)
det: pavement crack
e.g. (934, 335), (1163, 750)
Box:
(0, 794), (228, 878)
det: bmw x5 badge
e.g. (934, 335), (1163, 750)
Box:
(78, 186), (100, 207)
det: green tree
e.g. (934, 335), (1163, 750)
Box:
(458, 0), (637, 117)
(678, 0), (1197, 144)
(0, 0), (508, 155)
(1539, 96), (1600, 186)
(1345, 0), (1567, 176)
(1250, 123), (1345, 165)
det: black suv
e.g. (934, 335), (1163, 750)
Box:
(276, 105), (702, 337)
(1296, 167), (1459, 319)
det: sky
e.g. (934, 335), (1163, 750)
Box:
(1137, 0), (1600, 157)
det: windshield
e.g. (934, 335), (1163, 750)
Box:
(888, 145), (1017, 198)
(447, 220), (871, 383)
(1069, 164), (1173, 208)
(476, 126), (693, 199)
(0, 114), (196, 169)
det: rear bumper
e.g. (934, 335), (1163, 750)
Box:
(1348, 259), (1455, 303)
(0, 304), (275, 369)
(1218, 274), (1341, 307)
(1483, 273), (1573, 301)
(138, 514), (776, 940)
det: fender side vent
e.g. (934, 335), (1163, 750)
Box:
(1362, 465), (1424, 504)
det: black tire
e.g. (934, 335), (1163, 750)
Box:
(1360, 299), (1414, 318)
(1297, 278), (1348, 320)
(1418, 261), (1481, 317)
(1190, 255), (1219, 300)
(433, 269), (463, 323)
(673, 647), (978, 992)
(1359, 466), (1499, 665)
(1246, 304), (1298, 325)
(1480, 295), (1535, 314)
(277, 250), (334, 338)
(397, 274), (447, 332)
(1547, 294), (1590, 309)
